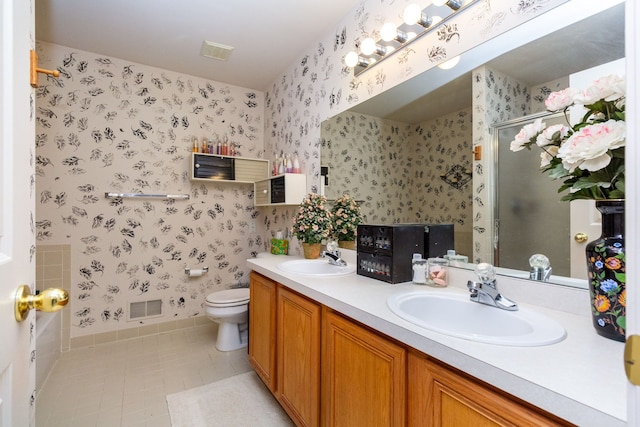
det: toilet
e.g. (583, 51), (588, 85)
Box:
(205, 288), (250, 351)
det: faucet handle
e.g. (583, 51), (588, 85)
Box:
(474, 262), (496, 283)
(326, 240), (340, 254)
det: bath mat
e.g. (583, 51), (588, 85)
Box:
(166, 371), (294, 426)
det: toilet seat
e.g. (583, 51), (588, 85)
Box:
(206, 288), (250, 308)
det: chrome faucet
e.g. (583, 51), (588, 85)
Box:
(321, 240), (347, 266)
(467, 263), (518, 311)
(529, 254), (552, 282)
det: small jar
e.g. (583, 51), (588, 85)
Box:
(427, 257), (449, 287)
(412, 253), (426, 284)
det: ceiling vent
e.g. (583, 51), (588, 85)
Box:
(200, 40), (234, 61)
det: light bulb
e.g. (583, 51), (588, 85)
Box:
(438, 55), (460, 69)
(380, 22), (398, 42)
(360, 38), (376, 56)
(344, 51), (359, 68)
(431, 15), (443, 25)
(403, 4), (422, 25)
(432, 0), (462, 10)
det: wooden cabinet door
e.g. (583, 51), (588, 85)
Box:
(322, 309), (406, 427)
(277, 287), (321, 427)
(407, 351), (573, 427)
(248, 271), (277, 391)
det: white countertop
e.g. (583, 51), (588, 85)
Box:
(247, 252), (627, 427)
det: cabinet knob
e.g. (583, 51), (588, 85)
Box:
(263, 189), (268, 194)
(195, 163), (200, 168)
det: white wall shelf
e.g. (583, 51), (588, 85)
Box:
(190, 153), (269, 184)
(254, 173), (307, 206)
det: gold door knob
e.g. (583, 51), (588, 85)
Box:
(15, 285), (69, 322)
(574, 232), (589, 243)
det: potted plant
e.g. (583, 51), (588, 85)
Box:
(291, 193), (333, 259)
(509, 74), (626, 341)
(331, 194), (363, 249)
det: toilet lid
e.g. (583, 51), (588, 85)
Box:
(206, 288), (250, 305)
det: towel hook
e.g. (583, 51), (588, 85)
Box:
(30, 49), (60, 88)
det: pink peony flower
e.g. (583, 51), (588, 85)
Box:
(509, 118), (546, 152)
(544, 87), (576, 111)
(539, 145), (559, 168)
(535, 124), (570, 147)
(574, 74), (626, 105)
(557, 120), (626, 172)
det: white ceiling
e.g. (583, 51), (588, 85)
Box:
(35, 0), (360, 91)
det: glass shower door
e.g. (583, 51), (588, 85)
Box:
(493, 112), (570, 276)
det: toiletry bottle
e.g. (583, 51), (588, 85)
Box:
(412, 254), (427, 284)
(286, 155), (293, 173)
(230, 142), (235, 157)
(222, 140), (228, 156)
(216, 140), (221, 155)
(201, 138), (207, 154)
(293, 155), (301, 173)
(278, 157), (285, 174)
(207, 138), (213, 154)
(192, 137), (199, 153)
(427, 257), (449, 287)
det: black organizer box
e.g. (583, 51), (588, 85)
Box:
(193, 154), (235, 180)
(357, 223), (454, 284)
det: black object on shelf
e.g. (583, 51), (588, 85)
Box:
(193, 154), (235, 180)
(356, 223), (454, 284)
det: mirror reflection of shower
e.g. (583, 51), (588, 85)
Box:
(493, 112), (570, 276)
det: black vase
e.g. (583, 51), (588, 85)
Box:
(586, 200), (625, 342)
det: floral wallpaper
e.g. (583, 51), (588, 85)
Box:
(34, 0), (567, 340)
(260, 0), (567, 254)
(35, 42), (265, 338)
(321, 109), (473, 256)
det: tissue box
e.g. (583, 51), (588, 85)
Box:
(270, 238), (289, 255)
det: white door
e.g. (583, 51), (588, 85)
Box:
(627, 0), (640, 424)
(569, 200), (600, 279)
(568, 58), (626, 280)
(0, 0), (37, 426)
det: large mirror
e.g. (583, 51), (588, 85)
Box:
(320, 2), (625, 287)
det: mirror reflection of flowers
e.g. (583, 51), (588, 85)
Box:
(331, 194), (363, 242)
(291, 193), (333, 244)
(510, 74), (625, 201)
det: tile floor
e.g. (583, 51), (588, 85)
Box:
(36, 323), (252, 427)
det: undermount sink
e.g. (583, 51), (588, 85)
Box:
(277, 259), (355, 277)
(387, 291), (566, 346)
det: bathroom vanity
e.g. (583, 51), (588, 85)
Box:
(247, 253), (626, 427)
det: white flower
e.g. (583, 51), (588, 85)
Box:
(509, 118), (546, 152)
(557, 120), (626, 172)
(535, 124), (570, 147)
(544, 87), (576, 111)
(573, 74), (626, 105)
(539, 145), (559, 168)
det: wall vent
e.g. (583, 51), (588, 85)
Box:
(129, 299), (163, 321)
(200, 40), (234, 61)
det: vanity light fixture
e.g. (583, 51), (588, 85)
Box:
(432, 0), (463, 11)
(344, 0), (477, 76)
(438, 55), (461, 70)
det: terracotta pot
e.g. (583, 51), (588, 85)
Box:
(338, 240), (356, 250)
(302, 243), (322, 259)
